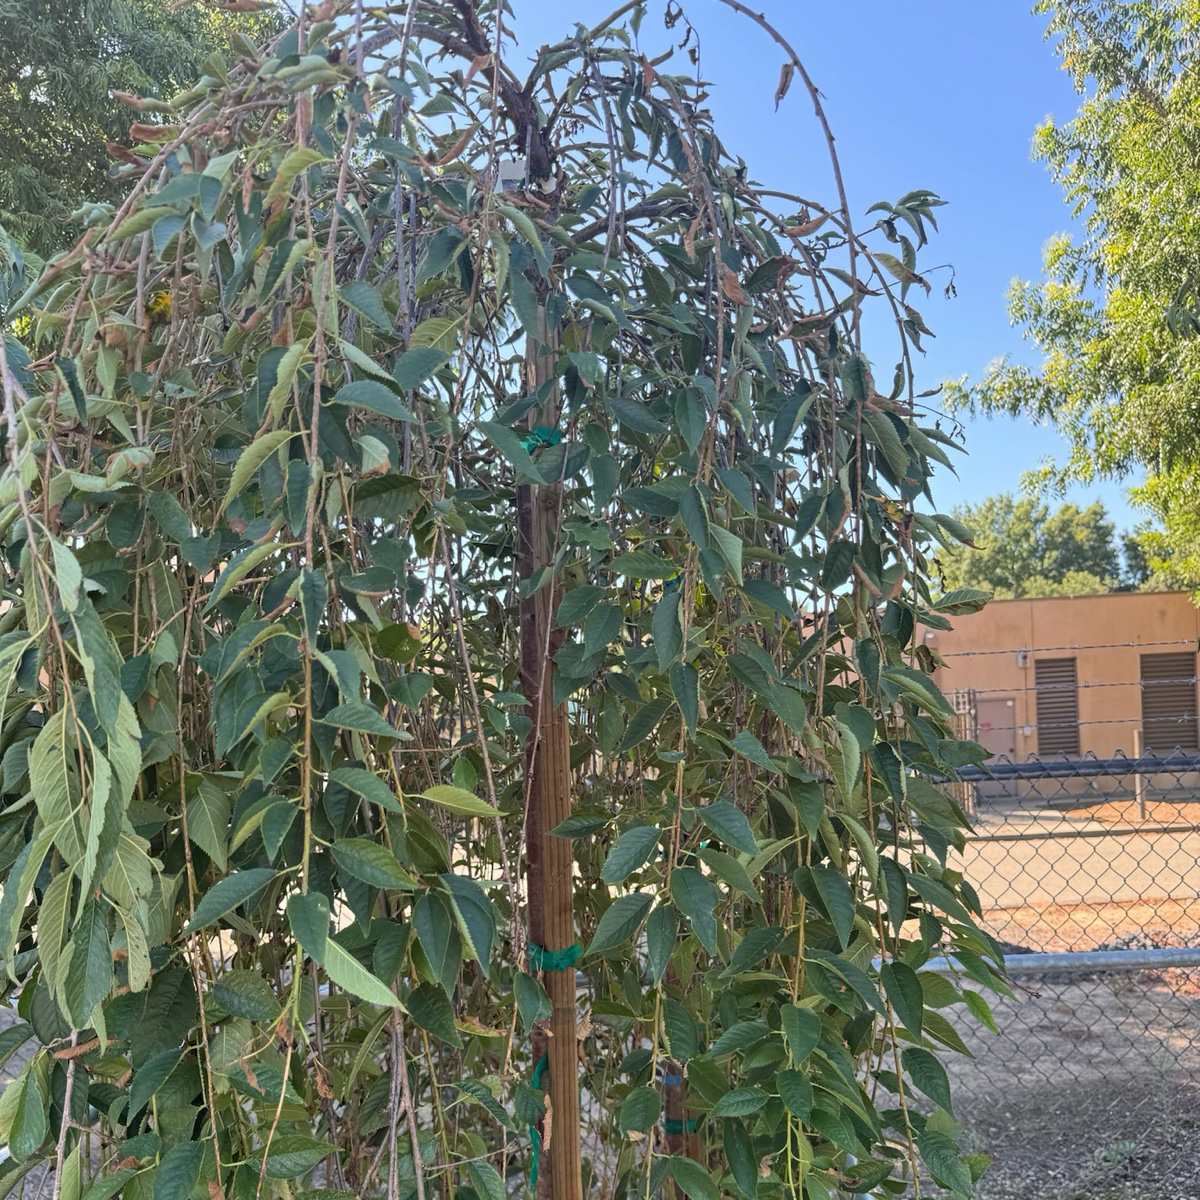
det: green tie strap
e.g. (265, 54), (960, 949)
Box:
(663, 1116), (701, 1135)
(520, 426), (563, 452)
(529, 941), (582, 972)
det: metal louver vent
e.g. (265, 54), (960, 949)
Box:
(1035, 657), (1080, 757)
(1140, 652), (1199, 753)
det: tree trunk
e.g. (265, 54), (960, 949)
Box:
(518, 306), (582, 1200)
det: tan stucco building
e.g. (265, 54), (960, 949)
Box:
(930, 592), (1200, 761)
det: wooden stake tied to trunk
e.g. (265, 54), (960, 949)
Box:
(518, 308), (582, 1200)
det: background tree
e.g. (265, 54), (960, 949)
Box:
(946, 0), (1200, 583)
(939, 494), (1118, 597)
(0, 0), (276, 256)
(0, 4), (1001, 1200)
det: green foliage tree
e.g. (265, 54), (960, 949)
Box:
(0, 0), (276, 256)
(0, 4), (1003, 1200)
(937, 493), (1120, 597)
(945, 0), (1200, 583)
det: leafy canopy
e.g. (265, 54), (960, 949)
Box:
(937, 493), (1127, 598)
(0, 0), (277, 255)
(0, 4), (1001, 1200)
(947, 0), (1200, 583)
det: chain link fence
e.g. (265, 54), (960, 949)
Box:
(941, 750), (1200, 1200)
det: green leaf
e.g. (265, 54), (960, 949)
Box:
(698, 800), (758, 855)
(0, 1024), (32, 1073)
(710, 1087), (768, 1118)
(587, 893), (653, 955)
(663, 997), (698, 1059)
(645, 905), (676, 984)
(495, 202), (548, 272)
(724, 1119), (757, 1198)
(708, 524), (743, 583)
(392, 347), (449, 391)
(667, 1157), (718, 1200)
(407, 981), (462, 1046)
(266, 146), (329, 204)
(583, 603), (622, 657)
(288, 892), (330, 962)
(467, 1162), (505, 1200)
(261, 1134), (333, 1179)
(213, 971), (280, 1023)
(670, 661), (699, 737)
(780, 1004), (821, 1062)
(555, 586), (605, 627)
(608, 549), (675, 579)
(330, 767), (402, 813)
(802, 865), (857, 949)
(652, 593), (682, 672)
(339, 280), (391, 331)
(153, 1141), (203, 1200)
(706, 1020), (770, 1059)
(418, 785), (501, 818)
(881, 961), (924, 1040)
(441, 873), (496, 965)
(330, 379), (414, 423)
(332, 838), (415, 889)
(729, 730), (776, 772)
(187, 777), (230, 870)
(600, 825), (660, 884)
(616, 696), (671, 753)
(720, 925), (786, 979)
(187, 869), (275, 931)
(917, 1130), (972, 1196)
(670, 866), (718, 955)
(64, 898), (112, 1025)
(618, 1086), (661, 1134)
(514, 972), (551, 1031)
(549, 811), (610, 838)
(9, 1069), (45, 1160)
(221, 429), (296, 514)
(128, 1048), (183, 1118)
(776, 1069), (813, 1120)
(903, 1046), (954, 1115)
(323, 939), (398, 1007)
(478, 421), (546, 484)
(320, 701), (406, 740)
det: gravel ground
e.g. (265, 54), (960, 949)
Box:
(944, 972), (1200, 1200)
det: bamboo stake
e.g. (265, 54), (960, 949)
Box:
(518, 305), (582, 1200)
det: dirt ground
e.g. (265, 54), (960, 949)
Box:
(941, 966), (1200, 1200)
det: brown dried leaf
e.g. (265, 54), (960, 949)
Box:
(683, 212), (702, 262)
(717, 262), (748, 306)
(783, 215), (828, 238)
(775, 62), (795, 110)
(129, 123), (181, 144)
(464, 54), (491, 89)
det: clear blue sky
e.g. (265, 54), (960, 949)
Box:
(508, 0), (1141, 531)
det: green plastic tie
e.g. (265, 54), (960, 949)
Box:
(529, 1052), (550, 1188)
(520, 426), (562, 452)
(529, 942), (582, 972)
(663, 1117), (700, 1135)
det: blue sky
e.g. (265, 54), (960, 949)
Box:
(508, 0), (1141, 531)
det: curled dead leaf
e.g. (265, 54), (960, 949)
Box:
(129, 123), (182, 144)
(717, 262), (749, 306)
(783, 214), (828, 238)
(775, 62), (795, 109)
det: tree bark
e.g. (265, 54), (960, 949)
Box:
(518, 305), (581, 1200)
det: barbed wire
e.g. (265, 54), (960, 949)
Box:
(954, 676), (1200, 697)
(936, 637), (1200, 658)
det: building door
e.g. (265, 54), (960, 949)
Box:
(976, 696), (1016, 759)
